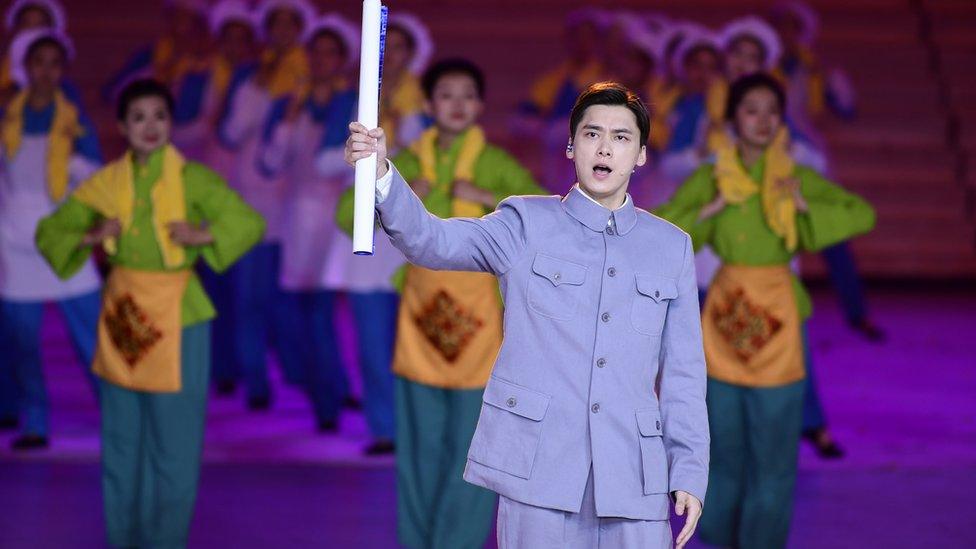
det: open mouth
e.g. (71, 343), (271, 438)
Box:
(592, 164), (613, 180)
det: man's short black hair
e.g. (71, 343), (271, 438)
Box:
(116, 78), (175, 121)
(569, 82), (650, 145)
(420, 58), (485, 100)
(725, 72), (787, 121)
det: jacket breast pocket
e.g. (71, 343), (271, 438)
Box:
(467, 377), (552, 479)
(527, 253), (587, 321)
(636, 408), (669, 495)
(630, 274), (678, 336)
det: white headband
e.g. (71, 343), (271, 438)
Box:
(8, 28), (75, 88)
(387, 12), (434, 75)
(4, 0), (66, 32)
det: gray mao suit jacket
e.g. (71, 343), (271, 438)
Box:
(375, 164), (709, 520)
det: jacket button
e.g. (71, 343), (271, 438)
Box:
(606, 226), (615, 236)
(506, 397), (517, 408)
(596, 358), (606, 368)
(655, 290), (660, 298)
(591, 403), (600, 413)
(656, 420), (661, 430)
(607, 267), (616, 277)
(601, 312), (610, 322)
(553, 273), (561, 282)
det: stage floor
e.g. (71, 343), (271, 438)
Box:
(1, 288), (974, 548)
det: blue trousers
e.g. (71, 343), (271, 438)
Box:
(821, 242), (868, 324)
(801, 325), (827, 431)
(699, 378), (805, 549)
(349, 291), (398, 440)
(396, 377), (495, 549)
(0, 291), (100, 436)
(198, 264), (237, 386)
(228, 243), (304, 399)
(101, 322), (210, 549)
(280, 290), (350, 423)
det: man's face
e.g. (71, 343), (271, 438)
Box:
(426, 73), (483, 135)
(568, 104), (647, 202)
(26, 43), (64, 96)
(726, 37), (765, 80)
(308, 32), (345, 81)
(119, 96), (172, 157)
(733, 87), (782, 149)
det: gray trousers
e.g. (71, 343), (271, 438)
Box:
(497, 468), (673, 548)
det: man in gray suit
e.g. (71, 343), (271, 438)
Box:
(346, 82), (709, 548)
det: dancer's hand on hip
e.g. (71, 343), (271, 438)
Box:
(674, 490), (702, 549)
(345, 122), (388, 178)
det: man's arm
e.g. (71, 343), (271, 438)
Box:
(658, 235), (710, 505)
(375, 162), (529, 275)
(346, 123), (530, 275)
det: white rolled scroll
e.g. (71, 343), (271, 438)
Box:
(353, 0), (387, 255)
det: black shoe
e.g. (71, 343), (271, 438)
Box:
(364, 439), (395, 456)
(317, 419), (339, 433)
(215, 379), (237, 396)
(851, 319), (886, 343)
(0, 416), (19, 430)
(247, 395), (271, 411)
(11, 434), (49, 451)
(342, 396), (362, 411)
(802, 428), (845, 459)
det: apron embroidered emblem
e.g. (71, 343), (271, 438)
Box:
(104, 293), (163, 367)
(413, 290), (483, 363)
(711, 287), (782, 362)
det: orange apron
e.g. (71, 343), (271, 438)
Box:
(702, 264), (805, 387)
(92, 267), (190, 392)
(393, 265), (502, 389)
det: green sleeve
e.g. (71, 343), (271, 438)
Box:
(795, 166), (876, 252)
(185, 162), (266, 273)
(392, 149), (421, 182)
(653, 164), (718, 251)
(336, 149), (423, 236)
(476, 147), (545, 204)
(34, 197), (100, 280)
(336, 186), (356, 237)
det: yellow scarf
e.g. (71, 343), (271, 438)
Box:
(648, 79), (682, 150)
(715, 128), (798, 250)
(2, 89), (82, 202)
(0, 57), (11, 90)
(705, 79), (729, 152)
(785, 46), (825, 116)
(379, 72), (424, 147)
(73, 145), (187, 268)
(260, 46), (310, 99)
(210, 54), (234, 101)
(530, 59), (604, 115)
(152, 37), (209, 87)
(412, 126), (487, 217)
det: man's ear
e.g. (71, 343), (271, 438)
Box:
(636, 144), (647, 167)
(565, 140), (574, 160)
